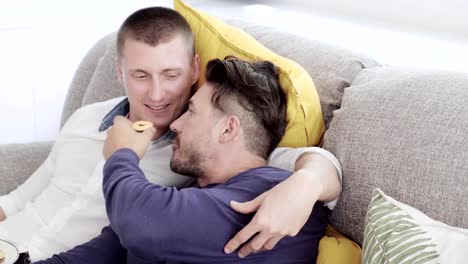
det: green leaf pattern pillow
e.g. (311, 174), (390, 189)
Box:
(363, 189), (468, 264)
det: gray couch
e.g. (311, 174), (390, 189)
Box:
(1, 20), (466, 245)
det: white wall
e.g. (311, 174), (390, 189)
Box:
(1, 0), (467, 144)
(0, 0), (172, 144)
(272, 0), (468, 43)
(188, 0), (468, 73)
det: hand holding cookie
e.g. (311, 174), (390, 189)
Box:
(103, 116), (156, 160)
(132, 121), (154, 132)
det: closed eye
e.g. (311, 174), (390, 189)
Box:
(132, 72), (149, 79)
(165, 74), (179, 79)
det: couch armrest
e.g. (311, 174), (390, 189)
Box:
(0, 141), (53, 195)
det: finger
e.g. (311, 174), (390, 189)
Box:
(230, 192), (267, 214)
(261, 235), (283, 251)
(142, 126), (157, 140)
(224, 222), (259, 254)
(237, 231), (271, 258)
(113, 115), (134, 129)
(112, 115), (126, 125)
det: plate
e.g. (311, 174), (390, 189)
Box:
(0, 239), (19, 264)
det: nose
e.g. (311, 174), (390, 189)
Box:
(170, 112), (188, 133)
(148, 78), (165, 102)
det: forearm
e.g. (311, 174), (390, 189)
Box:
(103, 148), (181, 259)
(103, 148), (169, 226)
(295, 151), (341, 202)
(103, 149), (225, 261)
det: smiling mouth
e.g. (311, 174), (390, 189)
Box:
(146, 104), (170, 112)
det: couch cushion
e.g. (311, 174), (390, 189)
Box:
(227, 20), (380, 129)
(318, 225), (362, 264)
(175, 0), (324, 147)
(0, 142), (53, 195)
(324, 66), (468, 244)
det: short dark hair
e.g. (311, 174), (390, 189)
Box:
(205, 57), (287, 160)
(117, 7), (194, 59)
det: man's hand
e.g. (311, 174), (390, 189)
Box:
(224, 169), (321, 258)
(224, 151), (341, 258)
(103, 116), (156, 160)
(0, 206), (6, 222)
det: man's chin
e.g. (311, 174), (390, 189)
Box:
(142, 111), (173, 127)
(170, 158), (199, 178)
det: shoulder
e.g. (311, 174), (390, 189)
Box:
(62, 97), (126, 131)
(243, 166), (292, 182)
(208, 167), (292, 203)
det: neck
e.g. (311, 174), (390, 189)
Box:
(197, 150), (266, 187)
(151, 127), (169, 141)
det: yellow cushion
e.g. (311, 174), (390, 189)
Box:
(174, 0), (324, 147)
(317, 225), (362, 264)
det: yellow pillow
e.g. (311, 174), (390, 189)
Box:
(317, 225), (362, 264)
(174, 0), (324, 147)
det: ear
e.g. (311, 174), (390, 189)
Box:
(191, 54), (201, 85)
(116, 61), (124, 82)
(219, 115), (241, 144)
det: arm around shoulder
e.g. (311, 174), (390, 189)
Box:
(268, 147), (342, 204)
(224, 147), (342, 257)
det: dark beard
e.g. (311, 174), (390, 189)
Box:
(170, 152), (204, 178)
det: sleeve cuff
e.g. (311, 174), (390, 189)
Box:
(268, 147), (343, 210)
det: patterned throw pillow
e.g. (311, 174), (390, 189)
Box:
(363, 189), (468, 264)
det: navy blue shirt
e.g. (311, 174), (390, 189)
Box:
(35, 148), (329, 264)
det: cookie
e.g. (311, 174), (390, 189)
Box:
(132, 121), (153, 132)
(0, 249), (4, 263)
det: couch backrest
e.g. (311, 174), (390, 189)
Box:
(60, 33), (125, 127)
(325, 67), (468, 243)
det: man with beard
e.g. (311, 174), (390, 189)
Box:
(34, 57), (329, 263)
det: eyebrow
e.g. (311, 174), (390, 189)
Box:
(129, 68), (182, 75)
(162, 68), (182, 73)
(130, 69), (149, 75)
